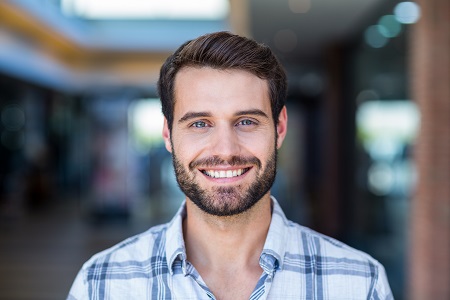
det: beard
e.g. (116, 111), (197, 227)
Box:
(172, 148), (277, 217)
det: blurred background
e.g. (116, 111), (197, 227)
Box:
(0, 0), (448, 299)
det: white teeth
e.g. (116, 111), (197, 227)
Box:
(204, 168), (247, 178)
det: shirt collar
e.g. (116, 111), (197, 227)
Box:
(165, 197), (289, 275)
(260, 196), (288, 274)
(165, 201), (188, 275)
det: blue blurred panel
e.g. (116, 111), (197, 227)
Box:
(9, 0), (230, 51)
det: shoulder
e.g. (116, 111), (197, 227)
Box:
(277, 222), (393, 298)
(67, 223), (174, 299)
(271, 198), (384, 277)
(82, 223), (169, 272)
(287, 221), (379, 266)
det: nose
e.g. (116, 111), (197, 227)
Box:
(209, 125), (241, 159)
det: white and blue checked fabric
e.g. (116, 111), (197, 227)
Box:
(67, 197), (393, 299)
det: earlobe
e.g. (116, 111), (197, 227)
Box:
(162, 118), (173, 153)
(276, 106), (288, 149)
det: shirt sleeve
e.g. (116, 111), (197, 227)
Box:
(372, 263), (395, 300)
(66, 267), (89, 300)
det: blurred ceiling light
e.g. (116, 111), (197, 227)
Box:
(61, 0), (229, 20)
(378, 15), (402, 38)
(274, 29), (298, 52)
(364, 25), (388, 48)
(394, 2), (421, 24)
(288, 0), (311, 14)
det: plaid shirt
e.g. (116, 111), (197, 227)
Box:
(67, 197), (393, 299)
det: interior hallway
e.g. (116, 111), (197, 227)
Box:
(0, 199), (157, 300)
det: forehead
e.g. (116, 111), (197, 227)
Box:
(173, 67), (271, 116)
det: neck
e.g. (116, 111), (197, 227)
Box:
(183, 195), (272, 270)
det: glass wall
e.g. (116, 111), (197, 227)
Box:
(344, 2), (420, 298)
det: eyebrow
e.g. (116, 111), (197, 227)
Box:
(235, 109), (269, 119)
(178, 112), (212, 124)
(178, 109), (269, 124)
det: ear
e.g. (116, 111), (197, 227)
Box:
(276, 106), (288, 149)
(162, 118), (173, 153)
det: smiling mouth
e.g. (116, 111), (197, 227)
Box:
(201, 168), (251, 179)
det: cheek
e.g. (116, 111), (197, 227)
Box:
(238, 131), (275, 151)
(172, 136), (199, 164)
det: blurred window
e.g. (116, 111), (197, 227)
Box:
(129, 99), (164, 154)
(356, 100), (419, 196)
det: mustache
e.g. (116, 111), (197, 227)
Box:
(189, 155), (261, 170)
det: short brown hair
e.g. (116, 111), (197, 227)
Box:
(157, 31), (287, 130)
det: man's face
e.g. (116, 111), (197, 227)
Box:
(163, 67), (287, 216)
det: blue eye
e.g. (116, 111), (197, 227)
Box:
(237, 119), (255, 126)
(192, 121), (207, 128)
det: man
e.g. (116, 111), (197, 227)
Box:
(68, 31), (393, 299)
